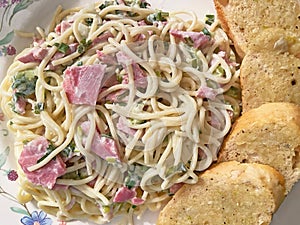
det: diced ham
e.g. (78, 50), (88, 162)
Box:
(137, 20), (147, 26)
(196, 86), (218, 100)
(116, 116), (137, 136)
(170, 30), (211, 49)
(18, 136), (66, 189)
(132, 63), (148, 89)
(209, 111), (222, 129)
(80, 121), (120, 162)
(87, 177), (97, 188)
(217, 51), (239, 67)
(33, 37), (45, 46)
(113, 186), (136, 203)
(55, 21), (72, 35)
(131, 197), (144, 205)
(65, 197), (76, 210)
(96, 50), (116, 65)
(46, 43), (79, 70)
(18, 47), (48, 63)
(169, 183), (184, 194)
(104, 89), (128, 103)
(92, 32), (113, 47)
(52, 43), (78, 61)
(116, 0), (125, 4)
(14, 96), (26, 115)
(116, 51), (148, 89)
(52, 184), (69, 190)
(63, 64), (106, 105)
(116, 51), (133, 67)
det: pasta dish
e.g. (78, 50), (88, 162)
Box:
(0, 0), (240, 224)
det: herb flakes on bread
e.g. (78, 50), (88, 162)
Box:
(213, 0), (300, 57)
(240, 51), (300, 112)
(157, 161), (285, 225)
(219, 102), (300, 193)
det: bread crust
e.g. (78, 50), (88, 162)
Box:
(157, 161), (285, 225)
(213, 0), (300, 58)
(219, 102), (300, 192)
(240, 51), (300, 112)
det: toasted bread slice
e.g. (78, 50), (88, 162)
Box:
(247, 27), (300, 56)
(219, 103), (300, 192)
(240, 50), (300, 112)
(157, 161), (285, 225)
(213, 0), (300, 57)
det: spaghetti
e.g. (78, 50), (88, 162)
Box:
(0, 1), (241, 224)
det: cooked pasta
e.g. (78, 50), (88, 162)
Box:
(0, 0), (241, 224)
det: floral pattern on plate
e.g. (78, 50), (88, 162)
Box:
(0, 120), (57, 224)
(0, 0), (41, 56)
(0, 1), (60, 224)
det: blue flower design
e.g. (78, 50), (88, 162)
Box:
(20, 211), (52, 225)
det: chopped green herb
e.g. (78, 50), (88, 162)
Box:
(225, 86), (241, 99)
(37, 142), (56, 163)
(214, 65), (225, 77)
(106, 157), (117, 164)
(99, 0), (114, 10)
(22, 140), (29, 144)
(206, 79), (219, 89)
(128, 11), (139, 17)
(60, 167), (88, 180)
(77, 45), (85, 54)
(116, 72), (123, 83)
(54, 42), (70, 54)
(139, 0), (150, 8)
(205, 14), (215, 25)
(102, 205), (111, 214)
(146, 10), (169, 24)
(202, 27), (211, 36)
(33, 102), (44, 114)
(165, 162), (187, 178)
(77, 39), (92, 54)
(12, 70), (37, 96)
(124, 164), (149, 189)
(186, 46), (202, 70)
(60, 141), (76, 158)
(77, 61), (83, 66)
(11, 70), (38, 114)
(130, 118), (145, 125)
(85, 18), (94, 26)
(125, 178), (136, 189)
(184, 37), (194, 46)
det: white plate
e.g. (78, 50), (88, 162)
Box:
(0, 0), (299, 224)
